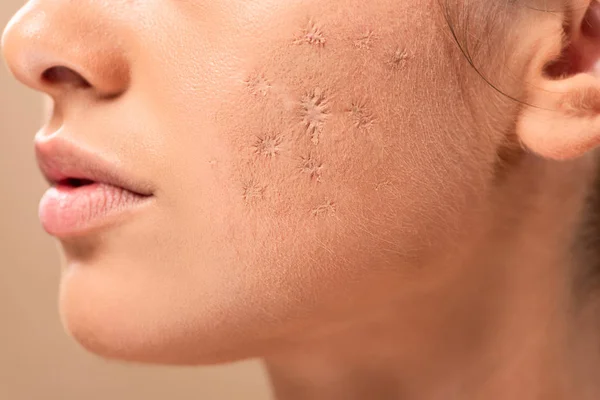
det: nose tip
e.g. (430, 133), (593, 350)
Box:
(1, 2), (130, 100)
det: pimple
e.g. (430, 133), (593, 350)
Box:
(253, 134), (284, 158)
(312, 200), (336, 217)
(299, 153), (324, 182)
(300, 87), (330, 145)
(293, 19), (326, 47)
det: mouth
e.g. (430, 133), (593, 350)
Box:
(58, 178), (96, 188)
(34, 137), (155, 238)
(35, 135), (154, 195)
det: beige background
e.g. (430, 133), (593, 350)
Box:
(0, 1), (270, 399)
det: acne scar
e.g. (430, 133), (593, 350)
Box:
(387, 47), (409, 69)
(346, 99), (374, 130)
(312, 200), (336, 217)
(242, 179), (267, 204)
(299, 154), (324, 182)
(353, 30), (375, 50)
(293, 19), (326, 47)
(300, 87), (330, 145)
(253, 134), (283, 158)
(245, 72), (272, 96)
(374, 180), (393, 192)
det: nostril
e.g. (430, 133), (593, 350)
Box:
(41, 66), (92, 89)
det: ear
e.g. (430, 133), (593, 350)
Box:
(517, 0), (600, 160)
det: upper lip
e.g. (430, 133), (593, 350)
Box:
(34, 137), (154, 196)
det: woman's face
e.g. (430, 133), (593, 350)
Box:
(2, 0), (527, 363)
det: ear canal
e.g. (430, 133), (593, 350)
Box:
(572, 0), (600, 76)
(516, 0), (600, 161)
(583, 1), (600, 39)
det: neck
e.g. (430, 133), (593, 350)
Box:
(263, 152), (600, 400)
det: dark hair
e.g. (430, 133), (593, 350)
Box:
(439, 0), (529, 105)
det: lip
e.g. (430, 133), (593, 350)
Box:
(35, 137), (154, 196)
(35, 136), (155, 238)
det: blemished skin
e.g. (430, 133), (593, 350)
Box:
(4, 0), (600, 398)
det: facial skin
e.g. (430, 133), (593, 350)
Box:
(4, 0), (600, 397)
(1, 0), (501, 361)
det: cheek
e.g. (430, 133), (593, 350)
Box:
(60, 1), (500, 365)
(172, 5), (493, 296)
(214, 17), (412, 210)
(210, 14), (460, 229)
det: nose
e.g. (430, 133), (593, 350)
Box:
(1, 1), (130, 101)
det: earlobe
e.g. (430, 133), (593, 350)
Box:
(516, 0), (600, 160)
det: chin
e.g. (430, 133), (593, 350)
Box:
(57, 265), (268, 366)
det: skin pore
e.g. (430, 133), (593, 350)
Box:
(3, 0), (600, 399)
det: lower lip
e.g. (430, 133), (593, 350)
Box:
(39, 183), (153, 237)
